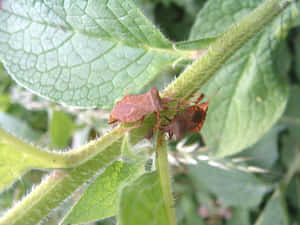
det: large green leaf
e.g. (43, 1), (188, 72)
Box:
(226, 208), (250, 225)
(189, 0), (263, 39)
(118, 171), (169, 225)
(61, 161), (144, 225)
(189, 0), (293, 156)
(283, 85), (300, 141)
(0, 0), (181, 108)
(234, 125), (283, 169)
(254, 189), (289, 225)
(189, 160), (270, 208)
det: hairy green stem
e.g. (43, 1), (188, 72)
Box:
(162, 0), (289, 99)
(156, 138), (177, 225)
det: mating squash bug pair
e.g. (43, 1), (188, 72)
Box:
(108, 87), (216, 142)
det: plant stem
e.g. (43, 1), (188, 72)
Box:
(162, 0), (290, 99)
(283, 148), (300, 186)
(156, 138), (177, 225)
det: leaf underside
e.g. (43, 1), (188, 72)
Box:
(0, 0), (178, 108)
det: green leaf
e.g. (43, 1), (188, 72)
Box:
(0, 95), (10, 112)
(50, 110), (74, 148)
(189, 160), (270, 208)
(0, 0), (182, 108)
(177, 194), (204, 225)
(172, 0), (205, 18)
(283, 85), (300, 141)
(254, 189), (289, 225)
(235, 125), (283, 169)
(295, 34), (300, 81)
(273, 41), (292, 78)
(189, 0), (263, 39)
(286, 176), (300, 223)
(118, 172), (169, 225)
(133, 0), (155, 22)
(280, 134), (299, 170)
(190, 0), (293, 156)
(226, 208), (250, 225)
(61, 161), (144, 225)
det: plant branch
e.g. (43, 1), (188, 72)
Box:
(162, 0), (290, 99)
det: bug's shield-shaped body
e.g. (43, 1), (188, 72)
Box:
(109, 87), (164, 123)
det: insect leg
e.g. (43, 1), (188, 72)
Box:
(194, 93), (205, 104)
(108, 119), (118, 125)
(115, 117), (145, 134)
(154, 111), (160, 130)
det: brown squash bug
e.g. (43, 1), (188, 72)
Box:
(160, 90), (218, 140)
(108, 87), (179, 131)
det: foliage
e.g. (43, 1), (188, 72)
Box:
(0, 0), (300, 224)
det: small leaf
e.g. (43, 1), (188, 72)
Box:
(254, 189), (289, 225)
(118, 172), (169, 225)
(189, 160), (270, 208)
(50, 110), (74, 148)
(190, 0), (293, 156)
(61, 161), (144, 225)
(0, 0), (181, 108)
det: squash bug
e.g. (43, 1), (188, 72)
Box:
(108, 87), (179, 131)
(161, 90), (218, 140)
